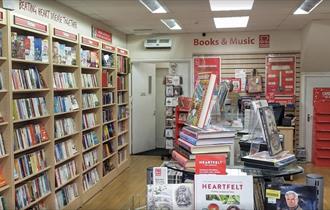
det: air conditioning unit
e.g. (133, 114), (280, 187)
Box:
(144, 38), (172, 49)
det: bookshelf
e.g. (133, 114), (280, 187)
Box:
(0, 10), (131, 210)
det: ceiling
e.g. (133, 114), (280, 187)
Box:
(56, 0), (330, 35)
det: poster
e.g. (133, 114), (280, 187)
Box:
(195, 174), (254, 210)
(193, 57), (221, 88)
(265, 56), (296, 104)
(222, 78), (241, 93)
(235, 69), (247, 92)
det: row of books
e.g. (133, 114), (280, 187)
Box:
(82, 131), (99, 150)
(103, 142), (114, 158)
(117, 76), (126, 90)
(54, 94), (79, 113)
(103, 92), (114, 105)
(54, 139), (78, 163)
(13, 97), (48, 120)
(118, 92), (126, 104)
(15, 173), (51, 210)
(82, 113), (97, 129)
(55, 160), (77, 187)
(81, 73), (98, 88)
(14, 123), (49, 152)
(83, 168), (99, 191)
(103, 160), (115, 175)
(118, 135), (126, 147)
(0, 196), (7, 210)
(102, 53), (115, 68)
(118, 106), (128, 119)
(54, 117), (76, 139)
(83, 149), (98, 170)
(0, 72), (3, 90)
(0, 133), (6, 156)
(53, 72), (77, 89)
(102, 123), (115, 141)
(11, 32), (49, 62)
(53, 42), (77, 65)
(82, 93), (99, 109)
(11, 68), (45, 90)
(80, 49), (99, 68)
(14, 149), (47, 180)
(55, 183), (79, 210)
(102, 70), (114, 88)
(118, 121), (127, 133)
(117, 55), (129, 74)
(103, 108), (114, 123)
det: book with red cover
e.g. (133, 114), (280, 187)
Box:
(102, 70), (108, 87)
(195, 154), (226, 175)
(172, 150), (194, 168)
(178, 138), (230, 154)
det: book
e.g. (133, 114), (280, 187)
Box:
(54, 117), (76, 139)
(82, 93), (100, 109)
(195, 174), (254, 210)
(0, 72), (3, 90)
(265, 183), (317, 210)
(182, 125), (236, 139)
(178, 138), (231, 154)
(56, 183), (79, 209)
(54, 139), (78, 163)
(83, 168), (99, 191)
(0, 196), (7, 210)
(180, 132), (234, 146)
(243, 161), (291, 171)
(172, 150), (195, 168)
(0, 133), (6, 156)
(81, 73), (98, 88)
(55, 160), (77, 187)
(53, 72), (77, 89)
(186, 74), (216, 128)
(147, 183), (194, 210)
(83, 149), (98, 170)
(54, 94), (79, 113)
(0, 171), (6, 187)
(241, 151), (296, 167)
(83, 131), (99, 150)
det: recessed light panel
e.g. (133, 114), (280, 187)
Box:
(214, 16), (249, 28)
(209, 0), (254, 11)
(139, 0), (167, 13)
(294, 0), (323, 15)
(161, 19), (182, 30)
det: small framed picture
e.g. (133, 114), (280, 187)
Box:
(164, 128), (174, 138)
(173, 86), (182, 96)
(165, 85), (174, 97)
(165, 107), (174, 117)
(165, 118), (174, 127)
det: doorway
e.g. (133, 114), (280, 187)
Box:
(300, 72), (330, 161)
(131, 61), (191, 154)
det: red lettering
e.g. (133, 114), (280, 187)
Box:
(194, 39), (199, 45)
(205, 40), (210, 45)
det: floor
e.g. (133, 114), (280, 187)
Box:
(81, 156), (329, 210)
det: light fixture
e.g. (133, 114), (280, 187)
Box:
(214, 16), (249, 28)
(209, 0), (254, 11)
(139, 0), (167, 13)
(294, 0), (323, 15)
(161, 19), (182, 30)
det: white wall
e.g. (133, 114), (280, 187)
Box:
(6, 0), (126, 48)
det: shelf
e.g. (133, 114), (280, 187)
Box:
(82, 162), (100, 174)
(0, 154), (9, 159)
(53, 63), (79, 68)
(0, 185), (9, 193)
(54, 88), (79, 92)
(102, 86), (115, 90)
(82, 106), (101, 111)
(54, 109), (79, 116)
(82, 87), (100, 91)
(20, 192), (51, 210)
(117, 72), (127, 75)
(117, 89), (128, 92)
(55, 153), (80, 167)
(0, 56), (7, 61)
(0, 89), (8, 93)
(13, 115), (50, 124)
(14, 140), (51, 155)
(118, 130), (128, 136)
(81, 66), (100, 70)
(15, 166), (51, 185)
(83, 143), (101, 153)
(102, 136), (116, 143)
(102, 66), (116, 70)
(103, 152), (117, 162)
(55, 174), (80, 191)
(103, 103), (116, 108)
(118, 103), (128, 106)
(118, 143), (128, 150)
(13, 88), (50, 93)
(103, 119), (116, 125)
(0, 121), (8, 126)
(54, 131), (80, 142)
(82, 124), (101, 132)
(118, 117), (128, 122)
(11, 58), (49, 65)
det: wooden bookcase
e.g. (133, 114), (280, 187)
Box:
(0, 10), (131, 210)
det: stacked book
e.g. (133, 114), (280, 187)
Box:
(241, 151), (296, 171)
(172, 125), (236, 170)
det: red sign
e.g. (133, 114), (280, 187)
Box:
(54, 28), (77, 42)
(81, 37), (99, 48)
(102, 43), (116, 53)
(313, 88), (330, 103)
(222, 78), (241, 93)
(265, 56), (296, 104)
(14, 15), (47, 33)
(92, 26), (112, 43)
(193, 57), (221, 88)
(195, 155), (226, 175)
(117, 48), (128, 56)
(259, 35), (270, 48)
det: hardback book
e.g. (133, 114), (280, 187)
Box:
(195, 174), (254, 210)
(172, 150), (195, 168)
(265, 183), (317, 210)
(147, 183), (194, 210)
(174, 142), (196, 160)
(243, 161), (290, 171)
(241, 151), (296, 167)
(178, 138), (231, 154)
(179, 132), (234, 146)
(186, 74), (216, 128)
(182, 125), (236, 139)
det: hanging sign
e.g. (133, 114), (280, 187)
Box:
(54, 28), (77, 42)
(265, 56), (296, 104)
(193, 56), (221, 88)
(92, 26), (112, 43)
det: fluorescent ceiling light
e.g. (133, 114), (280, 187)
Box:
(294, 0), (323, 15)
(139, 0), (167, 13)
(214, 16), (249, 28)
(209, 0), (254, 11)
(161, 19), (182, 30)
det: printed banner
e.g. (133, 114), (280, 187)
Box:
(193, 57), (221, 88)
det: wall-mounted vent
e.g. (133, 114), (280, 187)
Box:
(144, 38), (172, 49)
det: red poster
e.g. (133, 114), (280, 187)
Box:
(222, 78), (241, 93)
(313, 88), (330, 103)
(195, 154), (226, 175)
(193, 57), (221, 88)
(265, 56), (296, 104)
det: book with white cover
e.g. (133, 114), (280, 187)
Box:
(195, 174), (254, 210)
